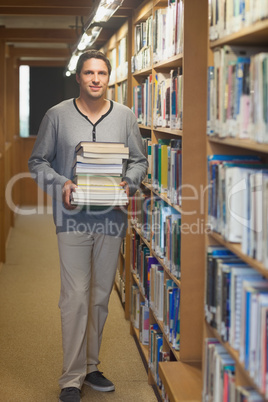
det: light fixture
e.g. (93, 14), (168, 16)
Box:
(77, 26), (103, 51)
(65, 0), (124, 75)
(66, 50), (82, 75)
(93, 0), (124, 23)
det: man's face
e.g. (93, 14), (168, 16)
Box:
(76, 58), (110, 100)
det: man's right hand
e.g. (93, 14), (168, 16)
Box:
(62, 180), (77, 210)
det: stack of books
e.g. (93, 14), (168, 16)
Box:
(71, 141), (129, 206)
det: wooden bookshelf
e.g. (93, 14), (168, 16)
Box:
(128, 0), (208, 400)
(159, 361), (202, 402)
(100, 18), (132, 108)
(210, 19), (268, 48)
(99, 18), (135, 318)
(204, 3), (268, 400)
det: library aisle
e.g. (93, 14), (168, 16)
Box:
(0, 210), (157, 402)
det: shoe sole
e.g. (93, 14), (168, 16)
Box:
(84, 380), (115, 392)
(59, 397), (81, 402)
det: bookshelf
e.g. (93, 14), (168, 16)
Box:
(99, 19), (134, 318)
(204, 1), (268, 400)
(101, 18), (133, 108)
(128, 0), (208, 400)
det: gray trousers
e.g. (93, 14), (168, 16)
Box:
(57, 231), (122, 389)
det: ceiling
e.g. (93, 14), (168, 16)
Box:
(0, 0), (142, 65)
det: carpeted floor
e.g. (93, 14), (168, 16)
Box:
(0, 210), (157, 402)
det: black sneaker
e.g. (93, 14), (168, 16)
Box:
(84, 371), (115, 392)
(59, 387), (81, 402)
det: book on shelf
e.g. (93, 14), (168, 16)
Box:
(152, 139), (170, 192)
(205, 245), (236, 329)
(236, 386), (266, 402)
(204, 336), (265, 400)
(170, 67), (183, 130)
(141, 138), (152, 184)
(143, 255), (159, 301)
(131, 284), (140, 329)
(136, 243), (150, 286)
(152, 69), (183, 130)
(132, 15), (152, 72)
(107, 85), (115, 101)
(153, 71), (171, 128)
(207, 154), (260, 231)
(168, 138), (182, 205)
(149, 323), (163, 387)
(117, 36), (128, 81)
(203, 338), (236, 402)
(153, 1), (184, 64)
(138, 248), (153, 297)
(151, 199), (181, 278)
(239, 279), (268, 368)
(149, 263), (164, 320)
(132, 75), (152, 126)
(109, 47), (117, 85)
(229, 266), (262, 350)
(207, 154), (268, 267)
(209, 0), (268, 41)
(149, 323), (161, 366)
(207, 47), (268, 142)
(117, 81), (128, 106)
(163, 279), (180, 351)
(205, 245), (268, 397)
(139, 302), (150, 345)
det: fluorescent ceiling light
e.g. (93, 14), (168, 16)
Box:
(77, 26), (102, 51)
(93, 0), (124, 23)
(66, 0), (124, 75)
(67, 51), (82, 74)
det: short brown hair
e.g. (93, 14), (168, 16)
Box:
(76, 50), (111, 76)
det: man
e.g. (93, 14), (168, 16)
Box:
(28, 50), (148, 402)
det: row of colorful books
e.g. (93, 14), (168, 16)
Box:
(131, 46), (151, 73)
(130, 191), (151, 241)
(107, 81), (128, 105)
(130, 285), (150, 345)
(153, 68), (183, 130)
(116, 81), (128, 106)
(207, 154), (268, 267)
(152, 138), (182, 205)
(203, 338), (264, 401)
(151, 199), (181, 280)
(130, 231), (181, 352)
(117, 36), (128, 81)
(205, 245), (268, 397)
(130, 197), (181, 279)
(132, 74), (152, 126)
(207, 47), (268, 143)
(133, 16), (152, 56)
(108, 47), (116, 86)
(71, 141), (129, 207)
(141, 137), (152, 183)
(131, 15), (152, 73)
(131, 0), (183, 73)
(149, 323), (170, 388)
(132, 67), (183, 131)
(153, 0), (184, 64)
(209, 0), (268, 41)
(150, 273), (180, 351)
